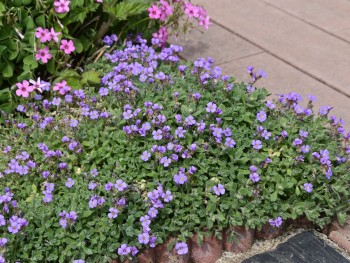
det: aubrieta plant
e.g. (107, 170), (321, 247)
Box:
(0, 35), (350, 262)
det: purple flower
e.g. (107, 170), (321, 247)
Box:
(115, 179), (127, 191)
(90, 168), (99, 177)
(225, 137), (236, 148)
(160, 157), (171, 167)
(99, 88), (109, 96)
(59, 218), (67, 228)
(281, 130), (288, 138)
(256, 111), (267, 122)
(189, 143), (197, 151)
(303, 183), (313, 193)
(161, 190), (173, 202)
(250, 173), (261, 183)
(141, 151), (151, 161)
(188, 166), (197, 174)
(65, 178), (75, 188)
(293, 138), (303, 146)
(130, 246), (139, 256)
(262, 130), (271, 140)
(52, 97), (61, 106)
(326, 167), (332, 180)
(58, 162), (68, 169)
(269, 217), (283, 228)
(175, 242), (188, 255)
(118, 244), (131, 256)
(300, 145), (310, 153)
(173, 173), (188, 185)
(299, 130), (308, 138)
(123, 110), (133, 120)
(148, 207), (158, 218)
(319, 105), (332, 116)
(138, 232), (150, 245)
(105, 182), (114, 191)
(212, 128), (223, 138)
(0, 237), (7, 247)
(266, 101), (276, 109)
(308, 94), (317, 102)
(88, 182), (97, 190)
(108, 208), (119, 219)
(249, 165), (258, 173)
(0, 215), (5, 226)
(175, 127), (186, 138)
(206, 102), (217, 113)
(152, 129), (163, 140)
(89, 110), (99, 120)
(252, 140), (262, 150)
(69, 119), (79, 128)
(185, 115), (196, 126)
(213, 184), (225, 196)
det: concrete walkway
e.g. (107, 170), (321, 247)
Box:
(172, 0), (350, 129)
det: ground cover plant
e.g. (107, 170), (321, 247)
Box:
(0, 35), (350, 262)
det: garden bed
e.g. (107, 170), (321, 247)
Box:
(0, 35), (350, 262)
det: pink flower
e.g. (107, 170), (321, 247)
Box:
(148, 4), (161, 19)
(199, 15), (211, 29)
(53, 80), (71, 95)
(60, 39), (75, 55)
(35, 47), (52, 63)
(96, 0), (103, 2)
(159, 0), (173, 21)
(35, 27), (52, 43)
(16, 80), (35, 98)
(49, 28), (61, 43)
(152, 26), (168, 47)
(54, 0), (70, 13)
(29, 78), (46, 93)
(184, 3), (199, 18)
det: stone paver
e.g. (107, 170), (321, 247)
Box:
(260, 0), (350, 41)
(194, 0), (350, 97)
(171, 24), (263, 65)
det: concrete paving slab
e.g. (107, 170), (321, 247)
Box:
(260, 0), (350, 39)
(218, 52), (350, 130)
(170, 24), (263, 65)
(194, 0), (350, 97)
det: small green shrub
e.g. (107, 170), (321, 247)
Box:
(0, 0), (210, 114)
(0, 37), (349, 262)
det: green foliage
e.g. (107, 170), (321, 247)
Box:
(0, 0), (155, 111)
(0, 41), (349, 262)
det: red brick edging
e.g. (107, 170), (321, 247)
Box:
(119, 217), (346, 263)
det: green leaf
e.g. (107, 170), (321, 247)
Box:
(270, 191), (278, 202)
(81, 71), (100, 85)
(73, 38), (83, 53)
(104, 0), (151, 21)
(2, 63), (13, 78)
(35, 15), (46, 28)
(23, 55), (36, 66)
(46, 59), (56, 74)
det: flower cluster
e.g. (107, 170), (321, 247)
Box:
(59, 211), (78, 228)
(269, 216), (283, 228)
(148, 1), (210, 46)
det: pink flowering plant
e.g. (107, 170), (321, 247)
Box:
(0, 36), (349, 262)
(0, 0), (210, 112)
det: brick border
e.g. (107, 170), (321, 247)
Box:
(118, 217), (346, 263)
